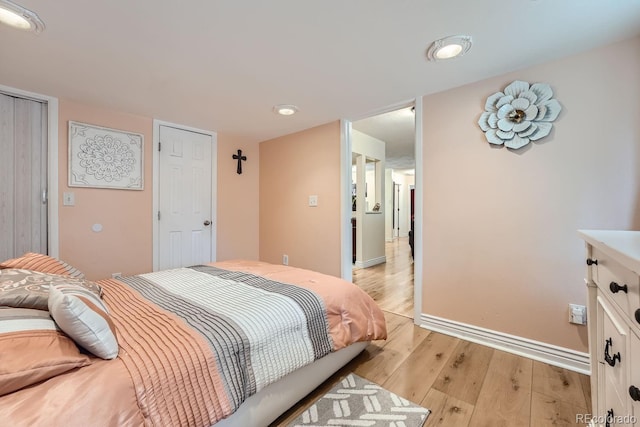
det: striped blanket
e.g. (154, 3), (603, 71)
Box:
(117, 265), (335, 424)
(0, 260), (387, 427)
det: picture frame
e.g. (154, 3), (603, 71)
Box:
(68, 121), (144, 190)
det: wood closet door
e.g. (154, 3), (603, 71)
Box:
(0, 93), (48, 260)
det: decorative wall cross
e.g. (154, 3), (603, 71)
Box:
(232, 149), (247, 174)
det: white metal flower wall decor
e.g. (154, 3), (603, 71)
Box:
(478, 80), (562, 150)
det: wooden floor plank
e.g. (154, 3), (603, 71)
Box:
(422, 388), (475, 427)
(579, 371), (592, 412)
(530, 390), (588, 426)
(382, 331), (460, 403)
(532, 361), (589, 409)
(431, 340), (494, 405)
(381, 310), (412, 340)
(468, 350), (533, 427)
(352, 314), (430, 384)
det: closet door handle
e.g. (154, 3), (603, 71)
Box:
(604, 338), (621, 367)
(609, 281), (628, 294)
(586, 258), (598, 266)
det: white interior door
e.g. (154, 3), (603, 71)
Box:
(158, 125), (215, 270)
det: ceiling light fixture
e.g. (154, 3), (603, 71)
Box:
(426, 35), (472, 61)
(0, 0), (45, 33)
(273, 104), (299, 116)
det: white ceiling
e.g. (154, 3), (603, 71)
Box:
(2, 0), (640, 151)
(353, 107), (416, 171)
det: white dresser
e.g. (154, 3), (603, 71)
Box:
(579, 230), (640, 427)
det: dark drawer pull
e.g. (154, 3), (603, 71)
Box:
(606, 409), (614, 427)
(586, 258), (598, 266)
(609, 281), (628, 294)
(604, 338), (621, 367)
(635, 308), (640, 325)
(630, 385), (640, 401)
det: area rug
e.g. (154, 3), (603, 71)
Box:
(288, 373), (430, 427)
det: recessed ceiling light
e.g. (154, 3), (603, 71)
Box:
(0, 0), (44, 33)
(273, 104), (299, 116)
(426, 35), (472, 61)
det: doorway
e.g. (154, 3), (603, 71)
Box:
(152, 121), (217, 271)
(345, 102), (418, 318)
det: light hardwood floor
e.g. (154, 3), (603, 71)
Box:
(352, 237), (414, 317)
(271, 237), (592, 427)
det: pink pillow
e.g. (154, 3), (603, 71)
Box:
(0, 307), (91, 396)
(0, 253), (84, 278)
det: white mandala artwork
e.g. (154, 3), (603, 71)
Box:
(69, 121), (144, 190)
(478, 80), (562, 150)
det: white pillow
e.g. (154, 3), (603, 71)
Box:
(48, 285), (118, 359)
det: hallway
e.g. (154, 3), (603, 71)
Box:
(352, 237), (414, 318)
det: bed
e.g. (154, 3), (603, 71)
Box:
(0, 254), (387, 427)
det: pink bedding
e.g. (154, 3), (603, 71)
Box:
(0, 261), (386, 426)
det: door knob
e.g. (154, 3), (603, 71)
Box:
(204, 220), (211, 226)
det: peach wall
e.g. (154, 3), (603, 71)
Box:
(421, 36), (640, 352)
(58, 100), (153, 280)
(259, 122), (342, 276)
(216, 133), (259, 261)
(57, 100), (260, 280)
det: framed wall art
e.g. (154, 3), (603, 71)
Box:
(68, 121), (144, 190)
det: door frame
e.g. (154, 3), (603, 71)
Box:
(340, 96), (423, 324)
(0, 84), (59, 258)
(152, 119), (217, 271)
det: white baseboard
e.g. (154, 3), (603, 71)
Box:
(354, 256), (386, 269)
(420, 313), (590, 375)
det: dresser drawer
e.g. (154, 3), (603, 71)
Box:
(592, 247), (640, 321)
(603, 375), (629, 426)
(598, 296), (630, 398)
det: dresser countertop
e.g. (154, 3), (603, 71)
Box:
(578, 229), (640, 276)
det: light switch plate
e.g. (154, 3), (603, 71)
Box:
(63, 192), (75, 206)
(309, 195), (318, 207)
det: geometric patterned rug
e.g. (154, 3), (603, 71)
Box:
(287, 373), (430, 427)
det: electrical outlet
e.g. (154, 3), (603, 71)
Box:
(111, 272), (122, 278)
(569, 304), (587, 325)
(282, 254), (289, 265)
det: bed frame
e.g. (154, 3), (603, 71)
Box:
(215, 341), (368, 426)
